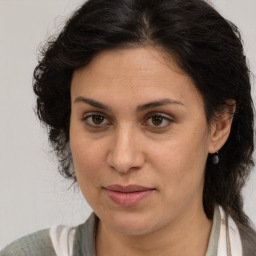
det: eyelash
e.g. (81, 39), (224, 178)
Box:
(82, 113), (111, 128)
(81, 112), (174, 130)
(143, 114), (174, 129)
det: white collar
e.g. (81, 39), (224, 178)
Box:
(218, 206), (243, 256)
(49, 206), (243, 256)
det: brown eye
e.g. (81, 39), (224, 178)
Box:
(92, 115), (105, 125)
(144, 114), (173, 128)
(151, 116), (164, 126)
(83, 113), (110, 128)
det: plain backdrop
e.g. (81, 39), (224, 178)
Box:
(0, 0), (255, 249)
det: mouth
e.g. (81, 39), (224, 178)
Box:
(103, 184), (155, 207)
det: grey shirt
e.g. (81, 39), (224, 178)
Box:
(0, 208), (254, 256)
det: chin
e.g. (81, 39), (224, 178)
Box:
(111, 222), (154, 236)
(100, 210), (160, 236)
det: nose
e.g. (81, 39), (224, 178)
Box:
(107, 126), (145, 173)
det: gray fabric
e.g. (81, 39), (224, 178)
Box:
(74, 210), (222, 256)
(238, 223), (256, 256)
(226, 215), (232, 256)
(205, 207), (256, 256)
(1, 209), (255, 256)
(73, 213), (98, 256)
(205, 206), (221, 256)
(0, 229), (56, 256)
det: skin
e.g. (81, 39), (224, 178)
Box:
(70, 47), (233, 256)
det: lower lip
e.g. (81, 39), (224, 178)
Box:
(105, 189), (153, 207)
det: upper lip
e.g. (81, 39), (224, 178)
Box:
(104, 184), (154, 193)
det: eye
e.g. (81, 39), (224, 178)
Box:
(144, 114), (173, 128)
(82, 113), (110, 128)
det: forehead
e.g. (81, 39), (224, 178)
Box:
(73, 47), (185, 82)
(71, 47), (203, 110)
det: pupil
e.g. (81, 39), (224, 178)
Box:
(92, 115), (104, 125)
(152, 116), (163, 126)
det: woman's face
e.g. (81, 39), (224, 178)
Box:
(70, 47), (213, 235)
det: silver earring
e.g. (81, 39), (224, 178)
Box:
(212, 151), (219, 164)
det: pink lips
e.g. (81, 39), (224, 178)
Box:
(104, 184), (154, 207)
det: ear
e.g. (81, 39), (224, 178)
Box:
(208, 100), (236, 153)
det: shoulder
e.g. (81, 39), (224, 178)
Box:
(239, 224), (256, 256)
(1, 213), (98, 256)
(0, 229), (56, 256)
(73, 213), (98, 256)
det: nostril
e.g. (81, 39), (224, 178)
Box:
(107, 149), (145, 173)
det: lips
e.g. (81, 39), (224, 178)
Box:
(104, 184), (154, 207)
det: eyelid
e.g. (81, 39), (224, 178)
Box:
(81, 111), (174, 129)
(143, 112), (174, 128)
(144, 111), (174, 121)
(81, 111), (112, 128)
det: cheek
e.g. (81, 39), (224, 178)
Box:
(150, 128), (209, 199)
(70, 139), (106, 210)
(70, 132), (106, 189)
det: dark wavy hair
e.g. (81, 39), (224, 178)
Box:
(33, 0), (255, 239)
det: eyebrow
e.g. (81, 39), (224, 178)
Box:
(74, 97), (184, 112)
(136, 99), (184, 112)
(75, 97), (110, 110)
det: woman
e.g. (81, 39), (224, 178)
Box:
(1, 0), (255, 255)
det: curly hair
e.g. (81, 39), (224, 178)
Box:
(33, 0), (254, 234)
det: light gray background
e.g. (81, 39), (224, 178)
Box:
(0, 0), (255, 249)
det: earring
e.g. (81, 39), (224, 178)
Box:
(212, 151), (219, 164)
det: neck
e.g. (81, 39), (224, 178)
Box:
(96, 205), (212, 256)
